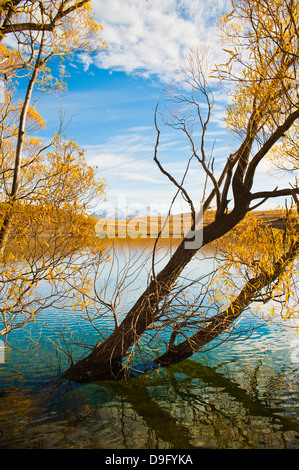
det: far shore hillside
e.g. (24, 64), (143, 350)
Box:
(94, 209), (288, 241)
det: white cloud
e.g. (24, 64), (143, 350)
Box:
(85, 124), (230, 210)
(78, 53), (94, 72)
(89, 152), (131, 169)
(91, 0), (231, 81)
(122, 172), (164, 183)
(84, 126), (204, 207)
(85, 127), (167, 182)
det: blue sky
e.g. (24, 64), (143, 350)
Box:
(29, 0), (295, 215)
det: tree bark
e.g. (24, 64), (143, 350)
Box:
(61, 204), (250, 382)
(62, 216), (299, 382)
(0, 36), (43, 257)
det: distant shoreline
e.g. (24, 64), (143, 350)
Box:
(94, 209), (287, 243)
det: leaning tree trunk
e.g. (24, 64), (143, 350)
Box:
(60, 67), (299, 383)
(61, 204), (250, 383)
(62, 222), (299, 382)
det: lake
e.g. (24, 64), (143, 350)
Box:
(0, 241), (299, 449)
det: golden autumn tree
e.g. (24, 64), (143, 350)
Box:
(0, 1), (107, 337)
(0, 1), (99, 76)
(61, 0), (299, 383)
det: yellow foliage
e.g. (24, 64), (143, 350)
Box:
(0, 0), (107, 85)
(213, 209), (299, 322)
(216, 0), (299, 144)
(0, 0), (108, 335)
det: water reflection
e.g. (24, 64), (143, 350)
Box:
(102, 359), (299, 449)
(0, 355), (298, 449)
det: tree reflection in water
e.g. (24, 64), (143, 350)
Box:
(2, 357), (298, 449)
(103, 359), (299, 449)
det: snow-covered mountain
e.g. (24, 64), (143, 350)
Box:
(93, 206), (165, 219)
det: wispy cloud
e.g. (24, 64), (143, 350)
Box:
(84, 123), (230, 209)
(85, 127), (168, 187)
(121, 172), (164, 183)
(78, 53), (94, 72)
(91, 0), (231, 81)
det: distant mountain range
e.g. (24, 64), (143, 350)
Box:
(93, 206), (166, 220)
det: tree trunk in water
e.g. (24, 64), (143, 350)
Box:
(61, 206), (249, 382)
(61, 199), (299, 383)
(155, 238), (299, 367)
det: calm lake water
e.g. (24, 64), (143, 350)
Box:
(0, 243), (299, 449)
